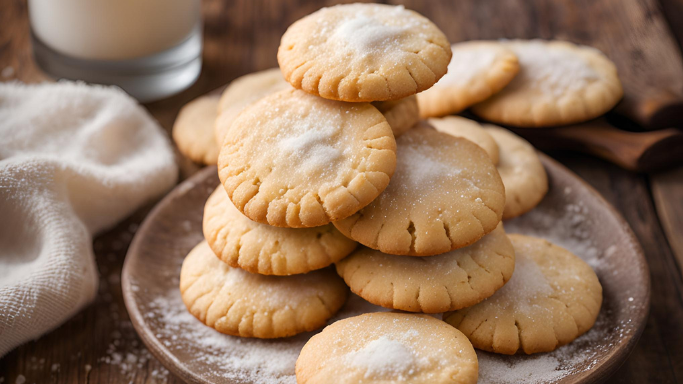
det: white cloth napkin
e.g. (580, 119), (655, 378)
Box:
(0, 82), (178, 357)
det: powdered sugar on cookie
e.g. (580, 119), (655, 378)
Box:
(333, 15), (408, 54)
(488, 253), (553, 307)
(347, 336), (418, 380)
(506, 41), (600, 98)
(437, 48), (498, 87)
(275, 106), (343, 176)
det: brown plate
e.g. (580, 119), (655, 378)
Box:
(122, 154), (650, 384)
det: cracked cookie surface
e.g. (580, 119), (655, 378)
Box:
(278, 3), (451, 102)
(471, 40), (623, 127)
(444, 234), (603, 355)
(335, 225), (514, 313)
(217, 89), (396, 228)
(296, 312), (478, 384)
(431, 116), (547, 219)
(418, 41), (519, 118)
(172, 95), (221, 165)
(180, 241), (348, 338)
(203, 186), (357, 275)
(333, 122), (505, 256)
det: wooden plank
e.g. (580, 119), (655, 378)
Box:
(651, 167), (683, 279)
(658, 0), (683, 50)
(0, 0), (48, 83)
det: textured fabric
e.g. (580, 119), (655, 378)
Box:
(0, 82), (178, 357)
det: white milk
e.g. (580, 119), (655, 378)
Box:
(29, 0), (200, 61)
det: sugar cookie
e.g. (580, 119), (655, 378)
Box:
(429, 116), (500, 165)
(203, 186), (357, 275)
(215, 70), (417, 144)
(215, 68), (291, 146)
(472, 40), (623, 127)
(180, 241), (348, 338)
(334, 122), (505, 256)
(430, 116), (547, 219)
(278, 3), (451, 102)
(486, 126), (548, 219)
(372, 96), (419, 138)
(296, 312), (478, 384)
(217, 89), (396, 228)
(335, 225), (514, 313)
(418, 41), (519, 118)
(444, 234), (603, 355)
(172, 95), (220, 165)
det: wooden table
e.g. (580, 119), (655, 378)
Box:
(1, 0), (683, 383)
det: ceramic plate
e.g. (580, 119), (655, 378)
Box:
(122, 155), (650, 384)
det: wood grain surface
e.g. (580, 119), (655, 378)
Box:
(1, 0), (683, 383)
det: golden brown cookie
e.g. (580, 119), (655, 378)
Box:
(335, 225), (514, 313)
(296, 312), (478, 384)
(429, 116), (500, 165)
(430, 116), (547, 219)
(444, 234), (603, 355)
(215, 68), (291, 146)
(486, 126), (547, 219)
(217, 89), (396, 228)
(180, 241), (348, 338)
(172, 95), (220, 165)
(334, 122), (505, 256)
(472, 40), (623, 127)
(371, 96), (419, 138)
(203, 186), (357, 275)
(278, 3), (451, 102)
(418, 41), (519, 118)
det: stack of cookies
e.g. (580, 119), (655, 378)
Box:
(175, 3), (617, 384)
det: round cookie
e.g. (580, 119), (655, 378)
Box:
(296, 312), (478, 384)
(172, 95), (220, 165)
(372, 96), (419, 138)
(180, 241), (348, 338)
(472, 40), (623, 127)
(215, 68), (291, 146)
(444, 234), (603, 355)
(278, 3), (452, 102)
(429, 116), (500, 165)
(203, 186), (357, 275)
(217, 89), (397, 228)
(431, 116), (548, 219)
(418, 41), (520, 118)
(335, 225), (515, 313)
(486, 126), (548, 219)
(333, 122), (505, 256)
(217, 87), (416, 145)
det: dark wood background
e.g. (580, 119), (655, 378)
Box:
(1, 0), (683, 383)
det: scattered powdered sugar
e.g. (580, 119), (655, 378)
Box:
(508, 41), (599, 97)
(347, 336), (416, 380)
(143, 284), (389, 384)
(437, 47), (498, 87)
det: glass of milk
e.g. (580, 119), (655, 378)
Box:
(29, 0), (202, 102)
